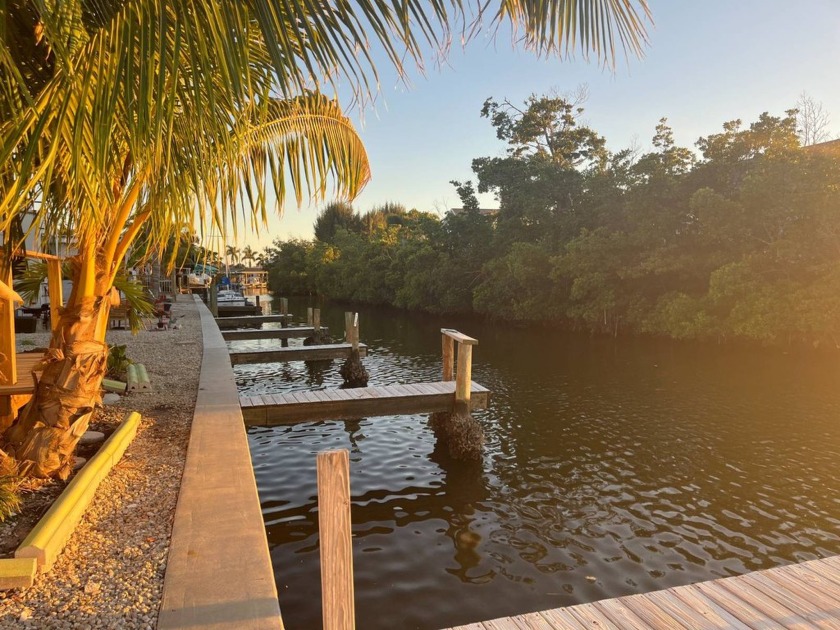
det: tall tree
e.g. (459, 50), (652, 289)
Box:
(241, 246), (256, 267)
(0, 1), (651, 478)
(796, 91), (832, 146)
(225, 245), (241, 266)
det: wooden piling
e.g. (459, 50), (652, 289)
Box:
(441, 329), (478, 415)
(351, 314), (359, 350)
(46, 258), (63, 331)
(307, 307), (314, 327)
(344, 312), (353, 343)
(455, 344), (473, 415)
(314, 308), (321, 332)
(317, 449), (355, 630)
(442, 335), (454, 382)
(279, 298), (288, 328)
(209, 284), (218, 317)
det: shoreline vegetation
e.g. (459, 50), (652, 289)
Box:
(264, 99), (840, 351)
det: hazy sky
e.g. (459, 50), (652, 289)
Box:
(230, 1), (840, 253)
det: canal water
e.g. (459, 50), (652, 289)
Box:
(234, 297), (840, 629)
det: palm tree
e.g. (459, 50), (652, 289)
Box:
(225, 245), (241, 266)
(242, 246), (256, 268)
(0, 1), (650, 479)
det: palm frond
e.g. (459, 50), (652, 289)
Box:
(1, 0), (650, 284)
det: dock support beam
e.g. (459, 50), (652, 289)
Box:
(317, 449), (355, 630)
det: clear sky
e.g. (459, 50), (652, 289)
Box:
(230, 0), (840, 253)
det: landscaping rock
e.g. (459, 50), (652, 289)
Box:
(102, 393), (121, 405)
(79, 431), (105, 446)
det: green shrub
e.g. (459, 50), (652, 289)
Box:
(106, 344), (133, 380)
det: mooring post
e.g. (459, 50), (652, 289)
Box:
(441, 333), (455, 382)
(209, 284), (218, 317)
(455, 342), (473, 415)
(441, 329), (478, 414)
(317, 449), (355, 630)
(46, 258), (63, 331)
(344, 312), (353, 343)
(279, 297), (288, 328)
(314, 308), (321, 332)
(307, 307), (314, 327)
(352, 313), (360, 350)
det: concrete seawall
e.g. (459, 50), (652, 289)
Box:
(159, 296), (283, 629)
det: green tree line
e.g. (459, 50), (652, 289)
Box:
(265, 94), (840, 348)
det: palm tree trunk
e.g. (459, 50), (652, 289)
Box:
(4, 256), (111, 479)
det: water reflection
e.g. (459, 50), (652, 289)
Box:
(244, 297), (840, 630)
(429, 434), (492, 584)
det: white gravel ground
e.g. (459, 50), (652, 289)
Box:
(0, 296), (202, 628)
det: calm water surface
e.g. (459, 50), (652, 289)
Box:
(236, 298), (840, 629)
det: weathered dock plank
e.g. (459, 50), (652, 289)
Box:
(240, 380), (490, 425)
(230, 343), (367, 365)
(445, 556), (840, 629)
(222, 326), (328, 341)
(215, 314), (294, 328)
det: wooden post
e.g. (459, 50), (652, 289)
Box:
(455, 343), (472, 415)
(313, 308), (321, 332)
(442, 334), (454, 382)
(317, 449), (355, 630)
(351, 313), (359, 350)
(307, 307), (314, 326)
(0, 266), (16, 386)
(279, 298), (288, 328)
(344, 312), (353, 343)
(209, 284), (218, 317)
(46, 258), (63, 331)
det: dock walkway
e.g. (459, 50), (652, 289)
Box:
(448, 555), (840, 629)
(229, 343), (367, 365)
(241, 380), (490, 425)
(221, 326), (325, 341)
(215, 314), (293, 328)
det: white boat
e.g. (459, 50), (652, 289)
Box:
(216, 288), (251, 306)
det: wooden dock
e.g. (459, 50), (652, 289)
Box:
(230, 343), (367, 365)
(241, 380), (490, 425)
(222, 326), (327, 341)
(447, 555), (840, 629)
(214, 314), (294, 328)
(216, 303), (261, 317)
